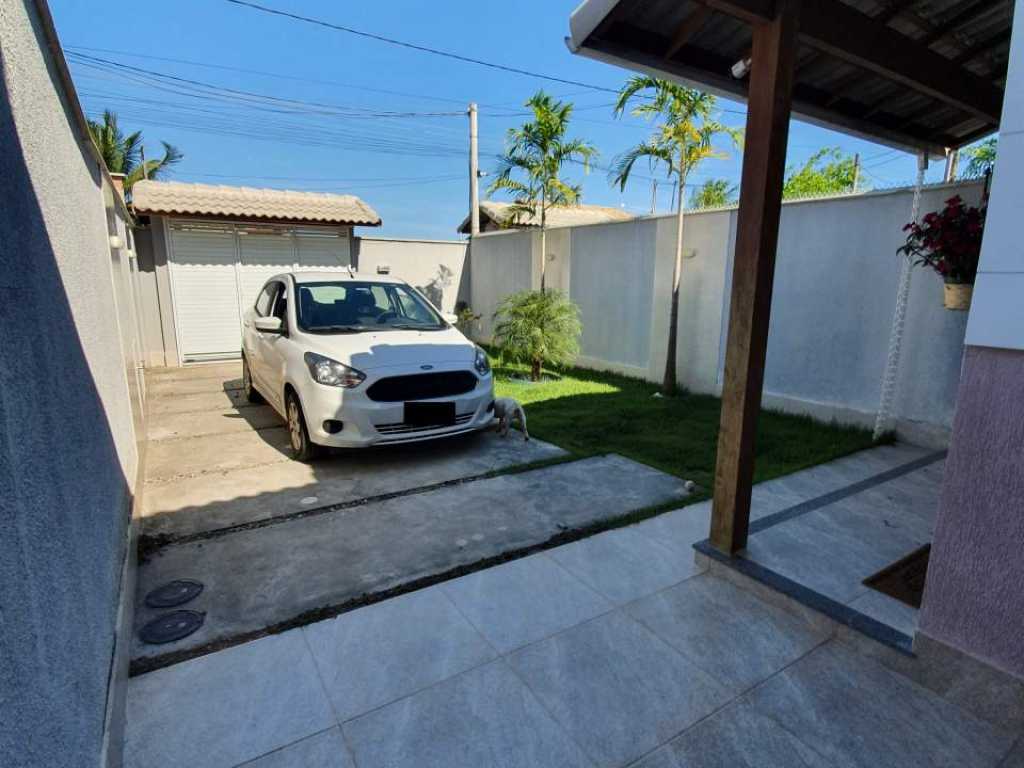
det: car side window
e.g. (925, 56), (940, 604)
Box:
(271, 284), (288, 323)
(255, 283), (278, 317)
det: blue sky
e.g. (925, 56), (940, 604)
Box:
(51, 0), (954, 239)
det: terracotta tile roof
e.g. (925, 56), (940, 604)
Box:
(459, 200), (635, 233)
(131, 180), (381, 226)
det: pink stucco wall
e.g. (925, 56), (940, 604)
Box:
(919, 345), (1024, 679)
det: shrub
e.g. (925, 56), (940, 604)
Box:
(492, 290), (581, 381)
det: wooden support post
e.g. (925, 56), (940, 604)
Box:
(710, 0), (799, 554)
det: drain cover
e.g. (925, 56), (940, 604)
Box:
(145, 579), (204, 609)
(139, 610), (205, 644)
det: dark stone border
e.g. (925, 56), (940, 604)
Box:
(748, 449), (947, 535)
(691, 451), (947, 656)
(693, 541), (915, 655)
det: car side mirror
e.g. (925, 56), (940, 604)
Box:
(254, 316), (283, 333)
(443, 312), (459, 325)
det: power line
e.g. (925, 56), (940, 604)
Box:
(68, 52), (465, 118)
(223, 3), (753, 118)
(224, 0), (623, 94)
(64, 45), (533, 116)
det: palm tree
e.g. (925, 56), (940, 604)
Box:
(689, 178), (738, 209)
(489, 91), (597, 291)
(87, 110), (183, 191)
(611, 77), (741, 395)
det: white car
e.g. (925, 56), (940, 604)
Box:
(241, 271), (494, 459)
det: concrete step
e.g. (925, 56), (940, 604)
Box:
(148, 376), (243, 397)
(144, 428), (293, 484)
(132, 454), (693, 668)
(147, 362), (241, 382)
(147, 406), (283, 442)
(147, 389), (257, 416)
(141, 432), (567, 539)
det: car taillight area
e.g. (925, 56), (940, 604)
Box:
(365, 371), (479, 402)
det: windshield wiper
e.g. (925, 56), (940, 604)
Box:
(390, 323), (444, 331)
(307, 325), (365, 333)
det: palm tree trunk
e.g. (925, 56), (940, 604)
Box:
(539, 192), (547, 292)
(662, 169), (686, 395)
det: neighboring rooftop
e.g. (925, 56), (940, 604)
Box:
(458, 200), (635, 233)
(131, 180), (382, 226)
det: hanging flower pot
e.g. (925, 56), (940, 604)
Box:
(898, 195), (984, 311)
(943, 281), (973, 311)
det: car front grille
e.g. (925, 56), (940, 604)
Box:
(365, 371), (479, 402)
(375, 413), (474, 436)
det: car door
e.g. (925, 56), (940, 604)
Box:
(245, 280), (279, 394)
(258, 280), (291, 411)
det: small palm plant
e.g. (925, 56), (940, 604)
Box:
(490, 91), (597, 291)
(492, 290), (581, 381)
(87, 110), (183, 192)
(611, 77), (741, 395)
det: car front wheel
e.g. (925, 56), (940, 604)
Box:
(286, 391), (320, 462)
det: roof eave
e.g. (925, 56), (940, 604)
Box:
(570, 32), (949, 157)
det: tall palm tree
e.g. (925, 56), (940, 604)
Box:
(489, 91), (597, 291)
(611, 77), (741, 395)
(87, 110), (183, 191)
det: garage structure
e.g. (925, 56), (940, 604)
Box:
(133, 180), (381, 365)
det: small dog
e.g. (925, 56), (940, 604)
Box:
(493, 397), (529, 441)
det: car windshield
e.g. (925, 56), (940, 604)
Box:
(295, 280), (446, 333)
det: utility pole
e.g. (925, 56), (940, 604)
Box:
(851, 152), (860, 193)
(650, 180), (658, 214)
(140, 146), (149, 180)
(468, 103), (480, 236)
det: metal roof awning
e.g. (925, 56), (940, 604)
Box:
(568, 0), (1013, 154)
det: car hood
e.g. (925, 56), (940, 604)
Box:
(303, 326), (478, 372)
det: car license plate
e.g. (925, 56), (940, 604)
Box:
(404, 401), (456, 427)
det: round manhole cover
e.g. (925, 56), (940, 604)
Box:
(139, 610), (205, 645)
(145, 579), (204, 609)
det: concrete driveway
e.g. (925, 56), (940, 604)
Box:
(135, 364), (693, 671)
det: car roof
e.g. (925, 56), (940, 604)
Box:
(280, 270), (408, 285)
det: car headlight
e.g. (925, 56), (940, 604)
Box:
(474, 347), (491, 377)
(304, 352), (365, 388)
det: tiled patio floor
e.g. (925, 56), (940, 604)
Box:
(124, 446), (1024, 768)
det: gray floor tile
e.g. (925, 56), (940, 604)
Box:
(507, 610), (732, 768)
(342, 660), (594, 768)
(747, 643), (1014, 768)
(548, 527), (703, 605)
(627, 574), (828, 692)
(632, 699), (839, 768)
(743, 517), (874, 603)
(633, 502), (712, 549)
(302, 587), (496, 721)
(125, 631), (334, 768)
(441, 554), (612, 653)
(236, 728), (353, 768)
(848, 590), (918, 636)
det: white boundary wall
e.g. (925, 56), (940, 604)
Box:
(469, 180), (984, 444)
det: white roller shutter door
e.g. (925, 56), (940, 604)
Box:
(167, 222), (350, 362)
(238, 231), (296, 312)
(168, 228), (243, 361)
(296, 230), (350, 271)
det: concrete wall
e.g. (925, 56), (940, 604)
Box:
(918, 6), (1024, 681)
(353, 236), (469, 313)
(469, 180), (982, 442)
(1, 2), (141, 766)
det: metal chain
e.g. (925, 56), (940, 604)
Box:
(873, 154), (928, 440)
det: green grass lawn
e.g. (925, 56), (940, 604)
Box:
(492, 355), (879, 497)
